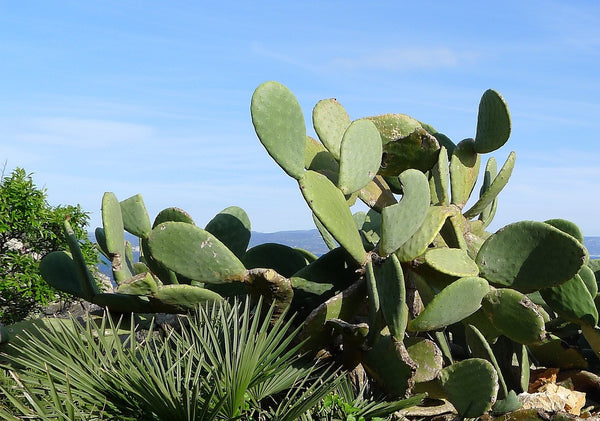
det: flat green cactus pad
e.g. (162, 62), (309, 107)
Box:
(102, 192), (132, 283)
(440, 358), (499, 418)
(304, 135), (340, 184)
(102, 192), (125, 253)
(423, 247), (479, 277)
(299, 170), (367, 265)
(540, 274), (598, 326)
(39, 251), (93, 300)
(251, 81), (306, 180)
(374, 254), (408, 340)
(204, 206), (251, 259)
(300, 278), (366, 351)
(481, 288), (546, 345)
(312, 98), (351, 160)
(579, 264), (598, 297)
(147, 222), (246, 284)
(544, 218), (585, 244)
(242, 243), (308, 277)
(475, 89), (511, 154)
(380, 169), (430, 255)
(429, 146), (450, 205)
(379, 127), (440, 176)
(408, 276), (489, 332)
(120, 194), (152, 238)
(465, 324), (509, 397)
(405, 337), (443, 383)
(338, 118), (382, 194)
(151, 284), (223, 312)
(450, 138), (481, 208)
(463, 151), (515, 219)
(366, 113), (423, 145)
(476, 221), (587, 292)
(153, 207), (195, 227)
(477, 157), (499, 228)
(361, 334), (417, 398)
(529, 335), (588, 369)
(395, 205), (453, 262)
(116, 272), (159, 296)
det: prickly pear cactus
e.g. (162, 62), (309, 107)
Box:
(31, 81), (600, 418)
(249, 81), (598, 416)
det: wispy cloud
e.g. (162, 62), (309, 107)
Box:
(252, 42), (479, 73)
(326, 47), (477, 71)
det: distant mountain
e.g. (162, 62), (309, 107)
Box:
(249, 229), (329, 256)
(585, 237), (600, 258)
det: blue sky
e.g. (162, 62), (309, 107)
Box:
(1, 1), (599, 234)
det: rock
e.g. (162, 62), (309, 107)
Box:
(519, 383), (586, 416)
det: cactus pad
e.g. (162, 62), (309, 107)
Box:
(423, 247), (479, 278)
(120, 194), (152, 238)
(153, 207), (195, 227)
(147, 221), (246, 284)
(204, 206), (251, 259)
(440, 358), (499, 418)
(374, 254), (408, 340)
(544, 218), (585, 244)
(481, 288), (546, 345)
(429, 146), (450, 205)
(450, 138), (481, 208)
(476, 221), (587, 292)
(40, 251), (93, 300)
(379, 127), (440, 176)
(312, 98), (351, 160)
(251, 81), (306, 180)
(242, 243), (308, 277)
(151, 284), (223, 312)
(338, 118), (382, 194)
(540, 274), (598, 326)
(405, 337), (443, 383)
(408, 276), (489, 332)
(475, 89), (511, 154)
(299, 170), (367, 264)
(463, 151), (515, 219)
(395, 205), (453, 262)
(380, 169), (430, 255)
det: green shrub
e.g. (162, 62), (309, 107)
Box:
(0, 299), (349, 420)
(0, 166), (98, 324)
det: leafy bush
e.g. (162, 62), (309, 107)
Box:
(0, 166), (98, 324)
